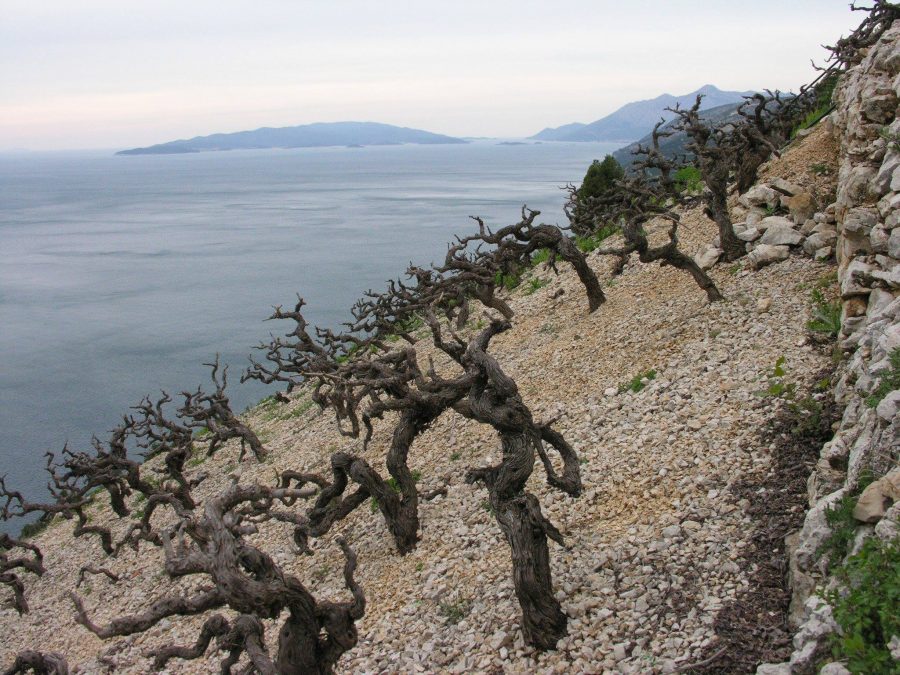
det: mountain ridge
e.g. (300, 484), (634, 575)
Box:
(530, 84), (754, 143)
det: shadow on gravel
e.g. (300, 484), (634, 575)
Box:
(685, 366), (841, 674)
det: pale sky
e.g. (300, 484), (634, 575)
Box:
(1, 1), (862, 150)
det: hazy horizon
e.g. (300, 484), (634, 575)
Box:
(2, 1), (863, 151)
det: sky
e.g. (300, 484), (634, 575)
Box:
(0, 1), (864, 151)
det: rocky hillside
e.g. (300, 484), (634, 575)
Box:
(2, 124), (856, 674)
(2, 22), (899, 675)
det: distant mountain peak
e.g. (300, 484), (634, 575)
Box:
(529, 85), (754, 143)
(117, 121), (467, 155)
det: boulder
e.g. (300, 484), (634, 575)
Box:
(874, 151), (900, 195)
(745, 209), (767, 226)
(812, 221), (838, 235)
(770, 178), (803, 196)
(784, 192), (816, 223)
(747, 244), (790, 270)
(868, 288), (896, 316)
(871, 225), (891, 253)
(760, 223), (805, 247)
(759, 215), (794, 232)
(843, 207), (879, 235)
(737, 227), (762, 242)
(815, 246), (833, 261)
(695, 247), (722, 271)
(840, 259), (876, 297)
(876, 391), (900, 423)
(800, 218), (817, 235)
(742, 185), (779, 209)
(853, 469), (900, 523)
(890, 227), (900, 259)
(803, 231), (838, 256)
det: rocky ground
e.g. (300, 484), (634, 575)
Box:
(0, 126), (843, 673)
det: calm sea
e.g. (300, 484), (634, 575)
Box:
(0, 140), (621, 514)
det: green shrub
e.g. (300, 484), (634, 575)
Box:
(618, 369), (657, 394)
(807, 289), (842, 338)
(818, 471), (877, 568)
(674, 165), (703, 194)
(577, 155), (624, 204)
(865, 348), (900, 409)
(826, 536), (900, 673)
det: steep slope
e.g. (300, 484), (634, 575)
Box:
(531, 85), (753, 143)
(0, 127), (845, 672)
(116, 121), (467, 155)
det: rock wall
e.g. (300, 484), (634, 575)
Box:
(761, 25), (900, 675)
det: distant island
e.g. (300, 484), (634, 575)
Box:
(116, 121), (467, 155)
(530, 84), (754, 143)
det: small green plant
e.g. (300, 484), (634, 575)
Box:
(807, 289), (842, 338)
(494, 270), (522, 291)
(825, 536), (899, 672)
(674, 165), (703, 194)
(193, 426), (211, 438)
(879, 125), (900, 153)
(312, 564), (330, 581)
(727, 263), (742, 276)
(865, 348), (900, 409)
(818, 271), (839, 288)
(524, 277), (548, 295)
(574, 223), (619, 253)
(438, 598), (472, 625)
(618, 369), (657, 394)
(450, 451), (461, 461)
(811, 163), (832, 176)
(415, 562), (424, 572)
(756, 356), (797, 398)
(370, 470), (422, 512)
(530, 248), (551, 267)
(480, 499), (495, 515)
(539, 322), (557, 335)
(817, 471), (877, 568)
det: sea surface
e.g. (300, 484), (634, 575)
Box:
(0, 140), (622, 516)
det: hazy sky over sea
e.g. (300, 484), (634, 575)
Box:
(2, 1), (861, 150)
